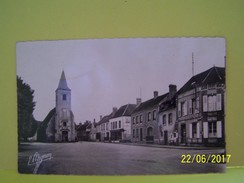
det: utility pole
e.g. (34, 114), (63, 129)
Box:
(192, 52), (195, 77)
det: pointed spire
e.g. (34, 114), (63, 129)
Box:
(57, 70), (71, 90)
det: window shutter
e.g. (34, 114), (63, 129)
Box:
(213, 95), (217, 111)
(178, 102), (181, 117)
(184, 102), (187, 116)
(203, 122), (208, 138)
(217, 94), (222, 111)
(197, 122), (200, 138)
(189, 123), (192, 138)
(203, 95), (208, 112)
(217, 121), (222, 138)
(189, 100), (192, 114)
(208, 96), (213, 111)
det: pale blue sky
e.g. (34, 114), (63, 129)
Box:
(16, 38), (225, 123)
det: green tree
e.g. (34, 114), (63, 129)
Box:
(17, 76), (36, 142)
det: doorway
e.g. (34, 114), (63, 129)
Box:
(180, 124), (186, 144)
(62, 131), (68, 142)
(164, 130), (168, 144)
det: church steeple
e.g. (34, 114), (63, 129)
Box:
(57, 70), (71, 91)
(54, 71), (75, 142)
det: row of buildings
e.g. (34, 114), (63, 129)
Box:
(37, 66), (225, 147)
(77, 66), (225, 147)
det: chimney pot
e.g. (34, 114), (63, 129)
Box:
(154, 91), (158, 98)
(112, 107), (117, 115)
(169, 84), (177, 99)
(136, 98), (142, 106)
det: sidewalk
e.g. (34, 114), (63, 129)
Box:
(118, 142), (224, 150)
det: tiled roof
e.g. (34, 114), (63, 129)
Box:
(96, 112), (114, 125)
(40, 107), (56, 128)
(56, 70), (71, 91)
(159, 95), (176, 112)
(112, 104), (136, 118)
(132, 93), (169, 113)
(177, 66), (225, 94)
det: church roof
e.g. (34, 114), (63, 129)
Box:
(56, 70), (71, 91)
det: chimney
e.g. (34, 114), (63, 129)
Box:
(154, 91), (158, 98)
(100, 115), (103, 121)
(136, 98), (142, 106)
(112, 107), (117, 115)
(169, 84), (177, 99)
(93, 118), (96, 123)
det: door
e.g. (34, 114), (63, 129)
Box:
(164, 130), (168, 144)
(140, 128), (143, 141)
(181, 124), (186, 143)
(62, 131), (68, 142)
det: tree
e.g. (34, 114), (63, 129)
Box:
(17, 76), (36, 142)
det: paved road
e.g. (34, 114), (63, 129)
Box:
(18, 142), (226, 175)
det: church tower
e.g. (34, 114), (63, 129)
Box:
(55, 71), (76, 142)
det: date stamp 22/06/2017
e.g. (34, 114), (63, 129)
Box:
(181, 154), (231, 164)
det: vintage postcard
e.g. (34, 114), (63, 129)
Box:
(17, 38), (227, 175)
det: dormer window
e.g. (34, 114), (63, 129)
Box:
(63, 94), (66, 100)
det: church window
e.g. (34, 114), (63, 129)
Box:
(63, 94), (66, 100)
(63, 122), (67, 126)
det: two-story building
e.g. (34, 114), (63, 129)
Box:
(177, 66), (225, 147)
(96, 108), (117, 142)
(131, 91), (168, 143)
(109, 104), (136, 142)
(158, 85), (178, 145)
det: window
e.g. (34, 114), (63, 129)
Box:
(133, 129), (135, 138)
(181, 101), (187, 116)
(178, 102), (181, 117)
(140, 115), (143, 123)
(148, 112), (151, 121)
(208, 83), (215, 89)
(208, 122), (217, 134)
(188, 99), (193, 114)
(136, 129), (139, 138)
(136, 116), (139, 124)
(132, 117), (135, 124)
(202, 84), (207, 90)
(63, 94), (66, 100)
(63, 122), (67, 127)
(162, 115), (167, 125)
(168, 113), (173, 125)
(195, 97), (199, 113)
(203, 94), (222, 112)
(192, 123), (197, 138)
(115, 121), (117, 129)
(160, 125), (163, 136)
(119, 121), (121, 128)
(153, 110), (156, 120)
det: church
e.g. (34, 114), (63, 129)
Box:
(37, 71), (76, 142)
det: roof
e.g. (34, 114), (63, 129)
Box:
(40, 107), (56, 128)
(132, 93), (169, 113)
(159, 95), (176, 112)
(177, 66), (225, 94)
(56, 70), (71, 91)
(96, 112), (115, 125)
(112, 104), (136, 118)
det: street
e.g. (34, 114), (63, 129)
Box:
(18, 142), (225, 175)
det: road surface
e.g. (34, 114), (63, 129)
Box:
(18, 141), (225, 175)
